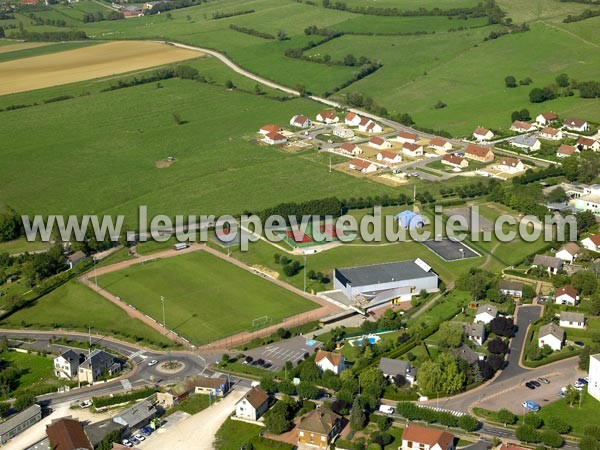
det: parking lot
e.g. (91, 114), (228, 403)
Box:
(243, 335), (322, 371)
(422, 238), (479, 261)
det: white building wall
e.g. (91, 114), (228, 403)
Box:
(589, 354), (600, 401)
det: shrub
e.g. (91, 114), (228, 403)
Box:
(545, 416), (571, 434)
(541, 430), (563, 448)
(516, 425), (541, 443)
(524, 413), (543, 429)
(458, 415), (479, 431)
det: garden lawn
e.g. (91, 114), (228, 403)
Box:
(214, 417), (262, 450)
(537, 393), (600, 436)
(1, 350), (57, 396)
(96, 251), (318, 345)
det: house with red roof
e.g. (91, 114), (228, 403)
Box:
(555, 285), (578, 305)
(473, 127), (494, 142)
(344, 112), (362, 127)
(263, 131), (287, 145)
(564, 118), (589, 132)
(539, 127), (562, 140)
(377, 150), (402, 164)
(402, 142), (424, 157)
(442, 154), (468, 168)
(511, 121), (535, 133)
(556, 144), (578, 158)
(290, 115), (311, 128)
(464, 144), (494, 162)
(349, 158), (377, 173)
(535, 112), (558, 127)
(259, 124), (280, 135)
(396, 130), (418, 144)
(357, 117), (383, 133)
(315, 350), (345, 374)
(368, 136), (392, 150)
(581, 233), (600, 252)
(429, 137), (452, 154)
(316, 111), (339, 124)
(577, 136), (600, 151)
(401, 424), (455, 450)
(339, 142), (362, 156)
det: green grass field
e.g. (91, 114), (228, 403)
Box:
(0, 237), (50, 255)
(95, 251), (318, 345)
(0, 350), (62, 396)
(537, 393), (600, 436)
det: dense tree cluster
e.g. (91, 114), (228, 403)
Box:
(211, 9), (255, 19)
(229, 24), (275, 39)
(82, 10), (123, 22)
(564, 8), (600, 22)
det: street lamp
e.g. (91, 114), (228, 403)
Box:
(93, 256), (98, 287)
(161, 296), (166, 335)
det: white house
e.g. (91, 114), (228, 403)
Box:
(290, 115), (311, 128)
(555, 285), (578, 305)
(564, 118), (589, 132)
(316, 111), (339, 124)
(532, 254), (563, 274)
(235, 386), (270, 421)
(559, 311), (586, 329)
(536, 112), (558, 127)
(510, 135), (541, 152)
(463, 322), (486, 346)
(429, 137), (452, 154)
(332, 127), (354, 139)
(378, 358), (417, 385)
(402, 142), (424, 158)
(314, 350), (344, 375)
(263, 131), (287, 145)
(401, 424), (455, 450)
(368, 136), (392, 150)
(358, 118), (383, 134)
(539, 127), (562, 140)
(349, 158), (377, 173)
(589, 354), (600, 401)
(499, 280), (523, 298)
(556, 242), (580, 263)
(441, 154), (468, 168)
(475, 304), (498, 324)
(538, 323), (564, 351)
(473, 127), (494, 142)
(344, 112), (361, 127)
(396, 131), (418, 144)
(339, 142), (362, 156)
(511, 121), (535, 133)
(377, 150), (402, 164)
(494, 157), (525, 174)
(54, 349), (81, 379)
(577, 137), (600, 151)
(581, 233), (600, 252)
(575, 184), (600, 215)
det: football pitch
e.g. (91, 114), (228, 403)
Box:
(96, 251), (318, 345)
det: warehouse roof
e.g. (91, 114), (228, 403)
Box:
(335, 259), (434, 286)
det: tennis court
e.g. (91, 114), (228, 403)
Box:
(422, 238), (480, 261)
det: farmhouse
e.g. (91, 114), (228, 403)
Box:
(464, 144), (494, 162)
(122, 6), (144, 17)
(378, 358), (417, 385)
(263, 131), (287, 145)
(559, 311), (585, 329)
(235, 386), (270, 421)
(316, 111), (339, 124)
(46, 418), (92, 450)
(0, 405), (42, 445)
(348, 158), (377, 173)
(509, 135), (541, 152)
(395, 210), (425, 229)
(344, 112), (361, 126)
(429, 137), (452, 154)
(539, 127), (562, 140)
(315, 350), (345, 375)
(475, 304), (498, 324)
(333, 258), (439, 302)
(536, 112), (558, 126)
(339, 142), (362, 156)
(494, 157), (525, 174)
(441, 154), (468, 168)
(556, 242), (580, 263)
(564, 118), (589, 132)
(259, 124), (280, 135)
(297, 408), (342, 450)
(577, 136), (600, 151)
(54, 349), (83, 379)
(401, 424), (455, 450)
(499, 280), (523, 298)
(589, 354), (600, 401)
(369, 136), (392, 150)
(463, 322), (486, 346)
(473, 127), (494, 142)
(557, 144), (578, 158)
(358, 118), (383, 133)
(511, 121), (535, 133)
(555, 285), (578, 305)
(396, 131), (418, 144)
(332, 127), (354, 139)
(78, 349), (121, 384)
(402, 142), (424, 157)
(532, 254), (563, 275)
(538, 323), (564, 351)
(581, 233), (600, 252)
(290, 115), (311, 128)
(377, 150), (402, 164)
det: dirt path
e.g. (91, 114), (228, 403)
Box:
(540, 20), (600, 49)
(481, 242), (501, 269)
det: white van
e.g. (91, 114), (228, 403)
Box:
(378, 405), (395, 414)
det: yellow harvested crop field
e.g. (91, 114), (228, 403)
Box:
(0, 41), (202, 95)
(0, 42), (50, 54)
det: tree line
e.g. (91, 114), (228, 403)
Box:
(82, 10), (124, 22)
(563, 8), (600, 22)
(529, 72), (600, 102)
(8, 29), (87, 41)
(101, 65), (200, 92)
(229, 24), (275, 40)
(27, 13), (67, 27)
(211, 9), (254, 19)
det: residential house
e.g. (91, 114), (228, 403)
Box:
(581, 233), (600, 252)
(475, 304), (498, 324)
(378, 357), (417, 385)
(377, 150), (402, 164)
(339, 142), (362, 156)
(358, 118), (383, 133)
(263, 131), (287, 145)
(473, 127), (494, 142)
(539, 127), (562, 140)
(54, 349), (83, 379)
(499, 280), (523, 298)
(316, 112), (339, 124)
(556, 144), (578, 158)
(575, 184), (600, 215)
(290, 115), (311, 128)
(78, 349), (121, 384)
(121, 6), (144, 17)
(46, 417), (93, 450)
(368, 136), (392, 150)
(454, 344), (480, 365)
(400, 424), (455, 450)
(463, 322), (486, 346)
(511, 121), (535, 133)
(536, 112), (558, 127)
(259, 124), (280, 135)
(510, 135), (541, 152)
(494, 157), (525, 174)
(441, 154), (468, 169)
(0, 405), (42, 444)
(402, 142), (424, 158)
(297, 408), (342, 449)
(538, 323), (564, 351)
(67, 250), (86, 269)
(559, 311), (585, 329)
(429, 137), (452, 154)
(332, 127), (354, 139)
(170, 375), (229, 399)
(555, 285), (578, 305)
(113, 400), (156, 430)
(589, 354), (600, 401)
(464, 144), (494, 163)
(315, 350), (344, 375)
(556, 242), (580, 263)
(235, 386), (270, 421)
(83, 419), (124, 449)
(532, 254), (563, 275)
(577, 136), (600, 151)
(396, 131), (418, 144)
(564, 118), (589, 132)
(344, 112), (361, 127)
(348, 158), (377, 173)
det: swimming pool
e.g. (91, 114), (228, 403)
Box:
(349, 335), (381, 346)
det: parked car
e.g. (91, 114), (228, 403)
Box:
(538, 377), (550, 384)
(379, 405), (395, 414)
(577, 378), (589, 385)
(530, 380), (541, 387)
(121, 440), (133, 448)
(557, 391), (565, 398)
(141, 426), (153, 436)
(525, 382), (536, 390)
(148, 360), (159, 366)
(522, 400), (541, 412)
(130, 437), (140, 445)
(134, 434), (145, 441)
(574, 341), (585, 347)
(79, 400), (92, 408)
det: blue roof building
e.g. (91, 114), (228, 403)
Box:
(394, 210), (425, 229)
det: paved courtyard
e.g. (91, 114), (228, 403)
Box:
(422, 238), (479, 261)
(243, 335), (322, 371)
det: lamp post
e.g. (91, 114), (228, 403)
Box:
(161, 296), (166, 335)
(93, 256), (98, 287)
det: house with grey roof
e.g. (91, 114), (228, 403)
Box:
(509, 135), (541, 152)
(78, 349), (121, 384)
(454, 344), (480, 365)
(378, 357), (417, 385)
(559, 311), (585, 329)
(0, 404), (42, 444)
(475, 304), (498, 324)
(538, 323), (564, 351)
(54, 349), (83, 379)
(463, 322), (486, 346)
(532, 254), (563, 275)
(499, 280), (523, 298)
(113, 400), (156, 430)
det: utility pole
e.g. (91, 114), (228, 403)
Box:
(88, 325), (92, 355)
(93, 256), (98, 287)
(161, 296), (166, 335)
(303, 254), (307, 293)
